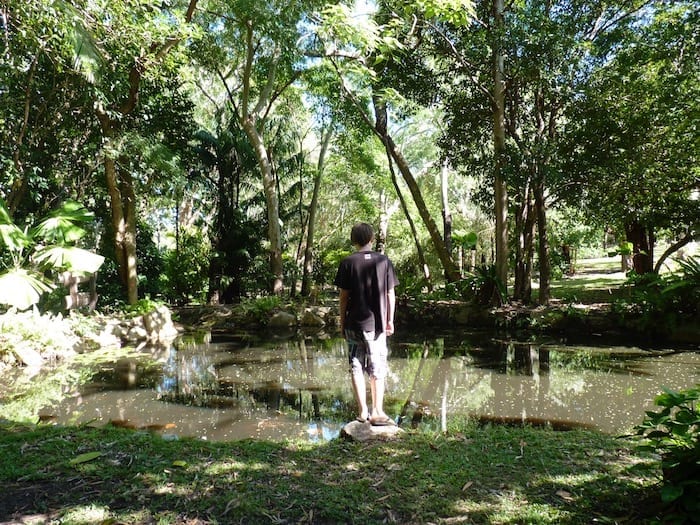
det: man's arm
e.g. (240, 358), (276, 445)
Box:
(339, 288), (349, 336)
(385, 287), (395, 336)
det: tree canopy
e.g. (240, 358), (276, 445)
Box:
(0, 0), (696, 307)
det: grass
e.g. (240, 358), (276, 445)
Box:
(0, 420), (662, 524)
(547, 256), (629, 304)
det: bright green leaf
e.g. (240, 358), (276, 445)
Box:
(69, 451), (103, 465)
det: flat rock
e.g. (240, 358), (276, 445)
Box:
(13, 345), (43, 368)
(340, 420), (403, 442)
(268, 311), (297, 328)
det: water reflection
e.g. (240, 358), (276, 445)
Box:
(43, 332), (700, 442)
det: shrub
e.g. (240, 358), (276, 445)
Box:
(164, 229), (210, 304)
(612, 257), (700, 335)
(632, 385), (700, 518)
(237, 295), (282, 325)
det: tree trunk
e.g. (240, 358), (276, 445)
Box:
(241, 118), (284, 294)
(373, 96), (459, 282)
(441, 160), (453, 257)
(625, 221), (655, 274)
(386, 149), (432, 291)
(301, 126), (332, 297)
(377, 190), (400, 254)
(513, 191), (534, 303)
(492, 0), (509, 297)
(534, 181), (551, 305)
(654, 230), (697, 273)
(93, 0), (199, 305)
(97, 113), (139, 304)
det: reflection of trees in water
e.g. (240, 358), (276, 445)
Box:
(392, 338), (495, 429)
(157, 346), (220, 406)
(89, 334), (698, 436)
(156, 339), (347, 421)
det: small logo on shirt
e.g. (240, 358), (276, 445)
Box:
(364, 254), (372, 259)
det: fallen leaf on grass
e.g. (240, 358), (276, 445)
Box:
(69, 451), (103, 465)
(462, 481), (473, 492)
(555, 489), (574, 502)
(172, 460), (187, 468)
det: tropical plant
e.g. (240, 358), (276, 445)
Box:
(632, 385), (700, 518)
(164, 228), (210, 305)
(0, 199), (104, 310)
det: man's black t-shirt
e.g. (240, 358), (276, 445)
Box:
(334, 250), (398, 334)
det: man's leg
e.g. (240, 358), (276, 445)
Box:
(348, 332), (369, 421)
(367, 332), (394, 424)
(369, 375), (386, 419)
(351, 369), (368, 420)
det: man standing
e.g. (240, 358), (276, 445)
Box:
(334, 222), (398, 426)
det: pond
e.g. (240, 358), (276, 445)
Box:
(41, 330), (700, 442)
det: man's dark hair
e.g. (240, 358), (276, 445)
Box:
(351, 222), (374, 247)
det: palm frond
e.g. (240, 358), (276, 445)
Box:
(0, 269), (54, 311)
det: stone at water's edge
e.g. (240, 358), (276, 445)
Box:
(340, 420), (403, 442)
(12, 345), (44, 368)
(268, 311), (297, 328)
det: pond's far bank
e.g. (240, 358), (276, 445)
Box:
(173, 297), (700, 347)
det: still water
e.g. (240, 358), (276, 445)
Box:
(44, 330), (700, 442)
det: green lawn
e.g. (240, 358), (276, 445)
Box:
(547, 256), (628, 304)
(0, 421), (662, 524)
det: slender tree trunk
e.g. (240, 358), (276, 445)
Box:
(96, 112), (139, 304)
(386, 149), (432, 291)
(373, 96), (459, 282)
(301, 126), (332, 297)
(534, 181), (551, 304)
(492, 0), (509, 297)
(655, 230), (697, 273)
(6, 57), (38, 216)
(241, 118), (284, 294)
(377, 190), (400, 254)
(513, 189), (534, 303)
(441, 160), (452, 257)
(93, 0), (198, 305)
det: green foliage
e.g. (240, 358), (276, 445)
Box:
(452, 231), (478, 250)
(461, 265), (507, 306)
(607, 242), (633, 258)
(632, 385), (700, 517)
(0, 309), (79, 366)
(0, 199), (104, 310)
(164, 229), (210, 305)
(122, 298), (166, 318)
(136, 220), (166, 299)
(237, 295), (282, 325)
(318, 248), (351, 287)
(612, 256), (700, 334)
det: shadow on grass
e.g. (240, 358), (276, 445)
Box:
(0, 421), (662, 524)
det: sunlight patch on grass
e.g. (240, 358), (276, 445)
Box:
(203, 459), (270, 475)
(544, 471), (604, 487)
(60, 504), (111, 524)
(454, 495), (565, 524)
(152, 482), (192, 497)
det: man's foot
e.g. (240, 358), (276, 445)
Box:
(356, 409), (369, 423)
(369, 415), (396, 426)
